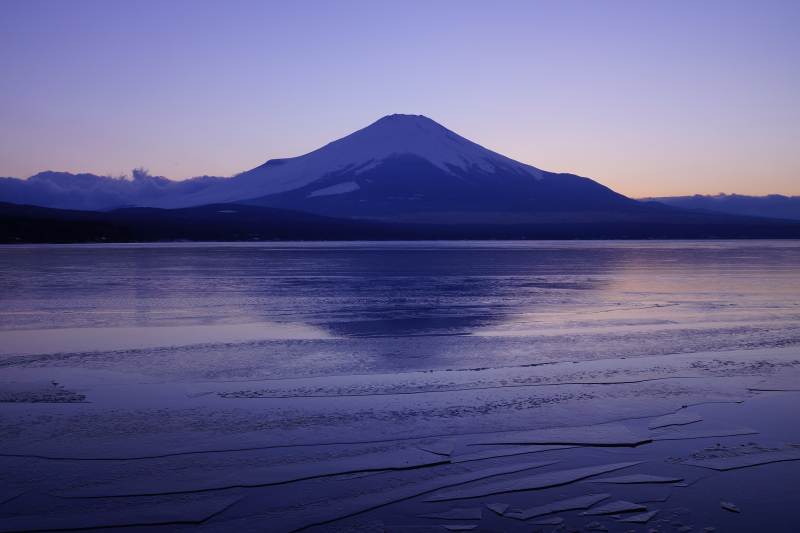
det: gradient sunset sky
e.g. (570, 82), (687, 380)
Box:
(1, 0), (798, 197)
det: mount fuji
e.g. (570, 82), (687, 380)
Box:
(5, 114), (800, 242)
(133, 114), (640, 222)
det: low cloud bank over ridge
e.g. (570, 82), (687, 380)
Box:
(0, 169), (222, 211)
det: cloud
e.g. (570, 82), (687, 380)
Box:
(0, 169), (223, 211)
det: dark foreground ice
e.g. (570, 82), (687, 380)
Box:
(1, 240), (800, 532)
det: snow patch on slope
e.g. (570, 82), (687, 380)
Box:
(307, 181), (360, 198)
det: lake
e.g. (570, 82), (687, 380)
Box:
(1, 241), (799, 532)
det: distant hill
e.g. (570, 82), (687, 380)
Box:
(0, 202), (432, 243)
(640, 194), (800, 221)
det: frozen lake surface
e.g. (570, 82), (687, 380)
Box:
(1, 240), (799, 533)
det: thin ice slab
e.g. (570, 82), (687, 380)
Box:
(484, 503), (508, 515)
(451, 445), (574, 463)
(223, 461), (555, 533)
(418, 507), (481, 520)
(648, 412), (703, 430)
(472, 425), (650, 446)
(425, 462), (643, 502)
(650, 424), (757, 441)
(54, 446), (447, 497)
(617, 510), (660, 523)
(585, 475), (683, 484)
(721, 501), (740, 513)
(0, 494), (241, 533)
(682, 446), (800, 470)
(582, 501), (647, 515)
(420, 440), (457, 456)
(533, 517), (564, 525)
(384, 526), (479, 533)
(625, 484), (674, 503)
(505, 493), (610, 520)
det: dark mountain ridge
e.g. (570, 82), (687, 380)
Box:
(3, 201), (800, 244)
(640, 193), (800, 221)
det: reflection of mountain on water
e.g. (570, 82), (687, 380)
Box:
(275, 245), (618, 337)
(4, 242), (798, 375)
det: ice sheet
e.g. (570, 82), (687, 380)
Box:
(53, 446), (446, 497)
(585, 474), (683, 484)
(678, 443), (800, 470)
(625, 484), (674, 503)
(617, 510), (660, 523)
(484, 503), (508, 515)
(533, 517), (564, 525)
(472, 425), (650, 446)
(504, 493), (610, 520)
(201, 460), (557, 533)
(450, 445), (574, 463)
(648, 412), (703, 430)
(7, 377), (744, 460)
(582, 501), (647, 515)
(584, 521), (609, 531)
(0, 493), (241, 533)
(212, 349), (800, 400)
(650, 424), (758, 441)
(418, 507), (481, 520)
(721, 501), (740, 513)
(424, 462), (642, 501)
(420, 439), (457, 456)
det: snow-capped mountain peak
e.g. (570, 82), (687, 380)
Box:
(306, 114), (544, 177)
(133, 114), (544, 208)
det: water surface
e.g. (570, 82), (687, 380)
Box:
(1, 241), (799, 532)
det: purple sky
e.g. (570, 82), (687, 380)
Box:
(1, 0), (798, 197)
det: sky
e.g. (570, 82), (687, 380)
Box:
(1, 0), (798, 198)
